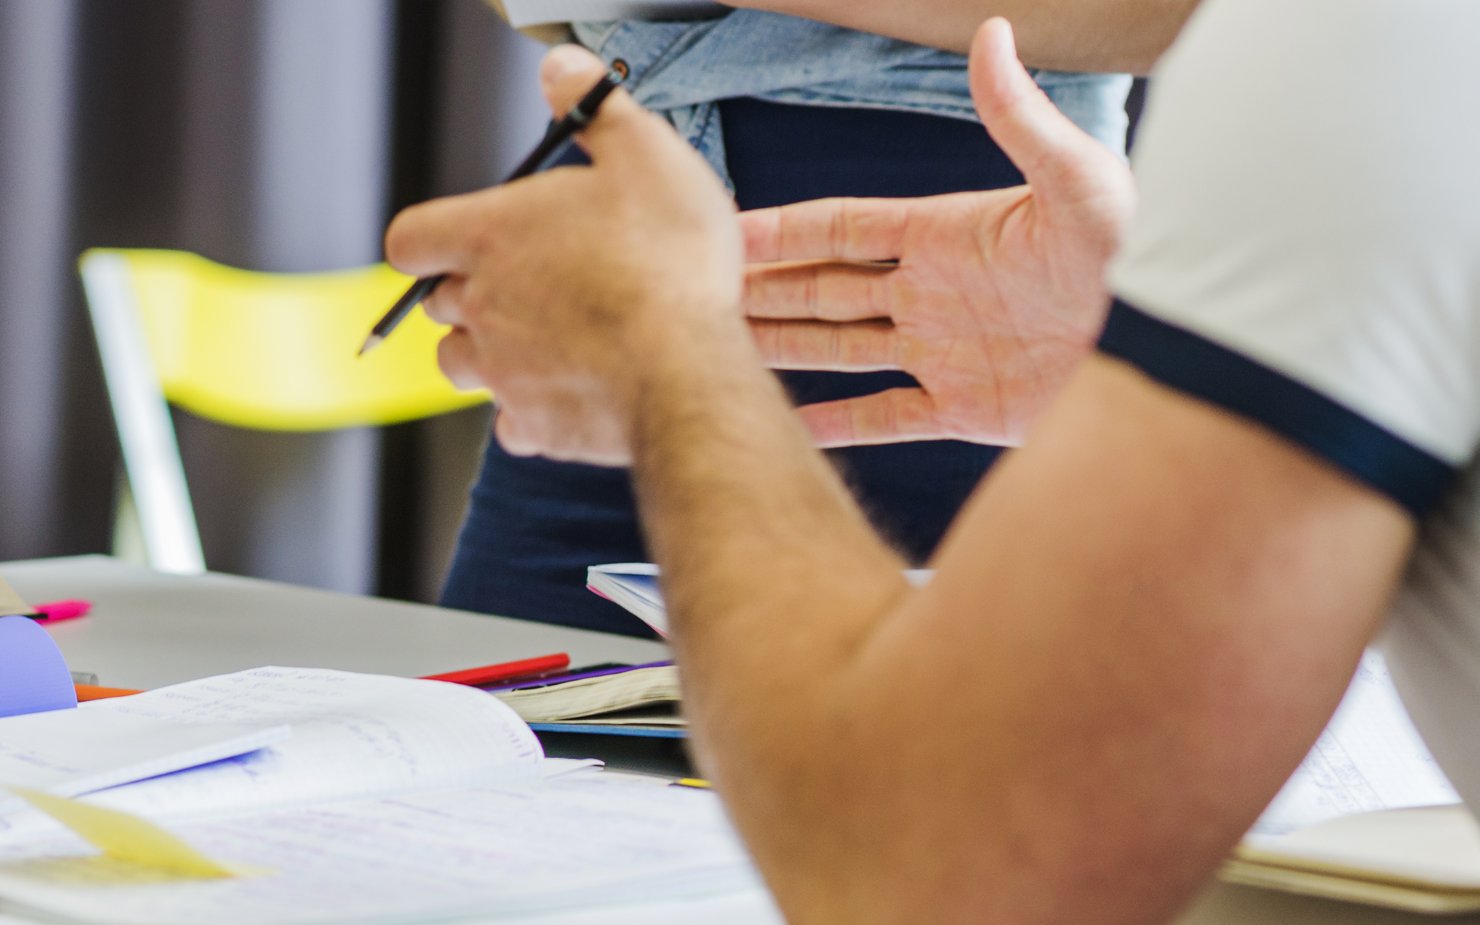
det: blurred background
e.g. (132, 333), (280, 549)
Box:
(0, 0), (1146, 607)
(0, 0), (547, 602)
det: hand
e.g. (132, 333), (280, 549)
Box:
(384, 46), (743, 465)
(740, 19), (1134, 447)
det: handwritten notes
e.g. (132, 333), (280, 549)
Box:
(1254, 651), (1459, 835)
(0, 774), (759, 925)
(70, 667), (545, 822)
(0, 708), (288, 801)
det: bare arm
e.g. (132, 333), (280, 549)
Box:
(724, 0), (1197, 73)
(640, 347), (1412, 922)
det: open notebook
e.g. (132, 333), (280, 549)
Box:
(1227, 651), (1473, 913)
(0, 667), (758, 924)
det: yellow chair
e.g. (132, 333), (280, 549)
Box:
(79, 248), (488, 574)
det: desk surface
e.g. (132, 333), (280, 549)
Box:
(1, 555), (668, 690)
(4, 556), (1476, 925)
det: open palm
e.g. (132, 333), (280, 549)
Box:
(740, 21), (1134, 447)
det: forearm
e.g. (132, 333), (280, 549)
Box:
(630, 315), (910, 698)
(628, 316), (917, 915)
(633, 349), (1413, 923)
(724, 0), (1196, 73)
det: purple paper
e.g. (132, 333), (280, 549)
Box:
(0, 615), (77, 717)
(482, 660), (674, 693)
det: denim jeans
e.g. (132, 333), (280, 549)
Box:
(571, 11), (1133, 188)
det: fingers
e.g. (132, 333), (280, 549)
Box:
(743, 261), (894, 322)
(420, 275), (469, 327)
(748, 319), (900, 371)
(739, 197), (913, 264)
(968, 19), (1108, 193)
(492, 404), (533, 458)
(538, 44), (672, 170)
(435, 329), (487, 392)
(795, 390), (949, 448)
(385, 188), (503, 279)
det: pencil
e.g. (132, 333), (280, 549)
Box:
(358, 69), (625, 356)
(73, 653), (575, 702)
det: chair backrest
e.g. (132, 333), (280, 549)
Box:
(79, 247), (488, 574)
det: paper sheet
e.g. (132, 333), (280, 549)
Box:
(0, 775), (760, 925)
(64, 667), (545, 824)
(0, 580), (30, 617)
(1253, 650), (1459, 835)
(1241, 804), (1480, 889)
(0, 707), (288, 802)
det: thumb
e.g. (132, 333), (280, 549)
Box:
(968, 19), (1107, 194)
(539, 44), (660, 165)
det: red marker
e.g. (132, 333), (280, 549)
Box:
(72, 652), (573, 703)
(421, 653), (571, 687)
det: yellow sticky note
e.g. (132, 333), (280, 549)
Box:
(9, 787), (242, 879)
(0, 576), (31, 616)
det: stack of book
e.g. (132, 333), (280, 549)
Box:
(493, 661), (683, 739)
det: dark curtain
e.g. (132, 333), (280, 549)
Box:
(0, 0), (544, 600)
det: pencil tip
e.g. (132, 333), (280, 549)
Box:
(357, 335), (381, 357)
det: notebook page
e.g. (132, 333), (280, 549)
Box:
(1253, 650), (1459, 836)
(0, 710), (287, 799)
(60, 667), (543, 823)
(501, 0), (722, 27)
(1240, 805), (1480, 889)
(0, 775), (760, 925)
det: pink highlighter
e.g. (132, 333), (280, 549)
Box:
(30, 599), (92, 623)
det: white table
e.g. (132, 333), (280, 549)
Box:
(3, 556), (1475, 925)
(2, 555), (667, 689)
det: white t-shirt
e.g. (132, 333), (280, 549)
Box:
(1103, 0), (1480, 810)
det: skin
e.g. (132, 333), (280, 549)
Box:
(385, 23), (1416, 924)
(741, 47), (1132, 447)
(723, 0), (1198, 73)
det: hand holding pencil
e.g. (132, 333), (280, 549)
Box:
(382, 44), (744, 467)
(360, 68), (625, 356)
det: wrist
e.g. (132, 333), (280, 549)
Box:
(619, 295), (758, 429)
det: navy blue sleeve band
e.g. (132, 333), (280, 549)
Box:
(1098, 299), (1454, 517)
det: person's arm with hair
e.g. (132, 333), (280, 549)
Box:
(724, 0), (1196, 72)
